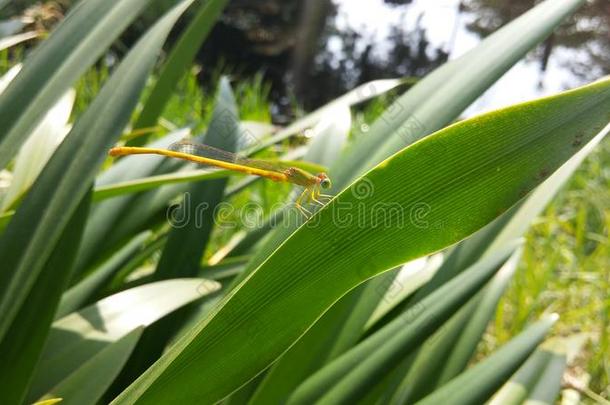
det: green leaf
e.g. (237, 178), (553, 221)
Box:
(56, 231), (152, 319)
(27, 278), (220, 402)
(401, 82), (610, 324)
(0, 209), (13, 232)
(523, 352), (567, 405)
(92, 168), (231, 201)
(488, 349), (562, 405)
(113, 76), (610, 404)
(130, 0), (230, 145)
(415, 316), (558, 405)
(0, 0), (154, 169)
(0, 0), (195, 341)
(39, 327), (144, 405)
(0, 192), (90, 404)
(287, 244), (517, 404)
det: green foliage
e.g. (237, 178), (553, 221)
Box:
(0, 0), (607, 404)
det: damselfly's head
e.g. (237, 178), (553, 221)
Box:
(317, 173), (332, 189)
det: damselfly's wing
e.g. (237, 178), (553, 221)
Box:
(168, 140), (291, 173)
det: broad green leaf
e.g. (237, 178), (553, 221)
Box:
(415, 315), (558, 405)
(114, 77), (610, 404)
(0, 192), (90, 404)
(27, 278), (220, 402)
(39, 327), (144, 405)
(287, 244), (517, 404)
(56, 231), (152, 319)
(0, 0), (195, 341)
(402, 96), (610, 319)
(130, 0), (230, 145)
(0, 0), (155, 169)
(484, 119), (610, 254)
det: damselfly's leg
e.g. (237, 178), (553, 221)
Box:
(310, 186), (326, 206)
(296, 203), (311, 218)
(295, 188), (312, 218)
(317, 193), (333, 202)
(311, 186), (334, 207)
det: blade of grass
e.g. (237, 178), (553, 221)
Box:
(0, 30), (38, 51)
(246, 79), (407, 154)
(387, 292), (483, 405)
(489, 349), (558, 405)
(437, 249), (522, 384)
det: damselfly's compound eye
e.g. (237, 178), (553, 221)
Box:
(320, 177), (332, 189)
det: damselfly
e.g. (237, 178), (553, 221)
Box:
(109, 140), (332, 216)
